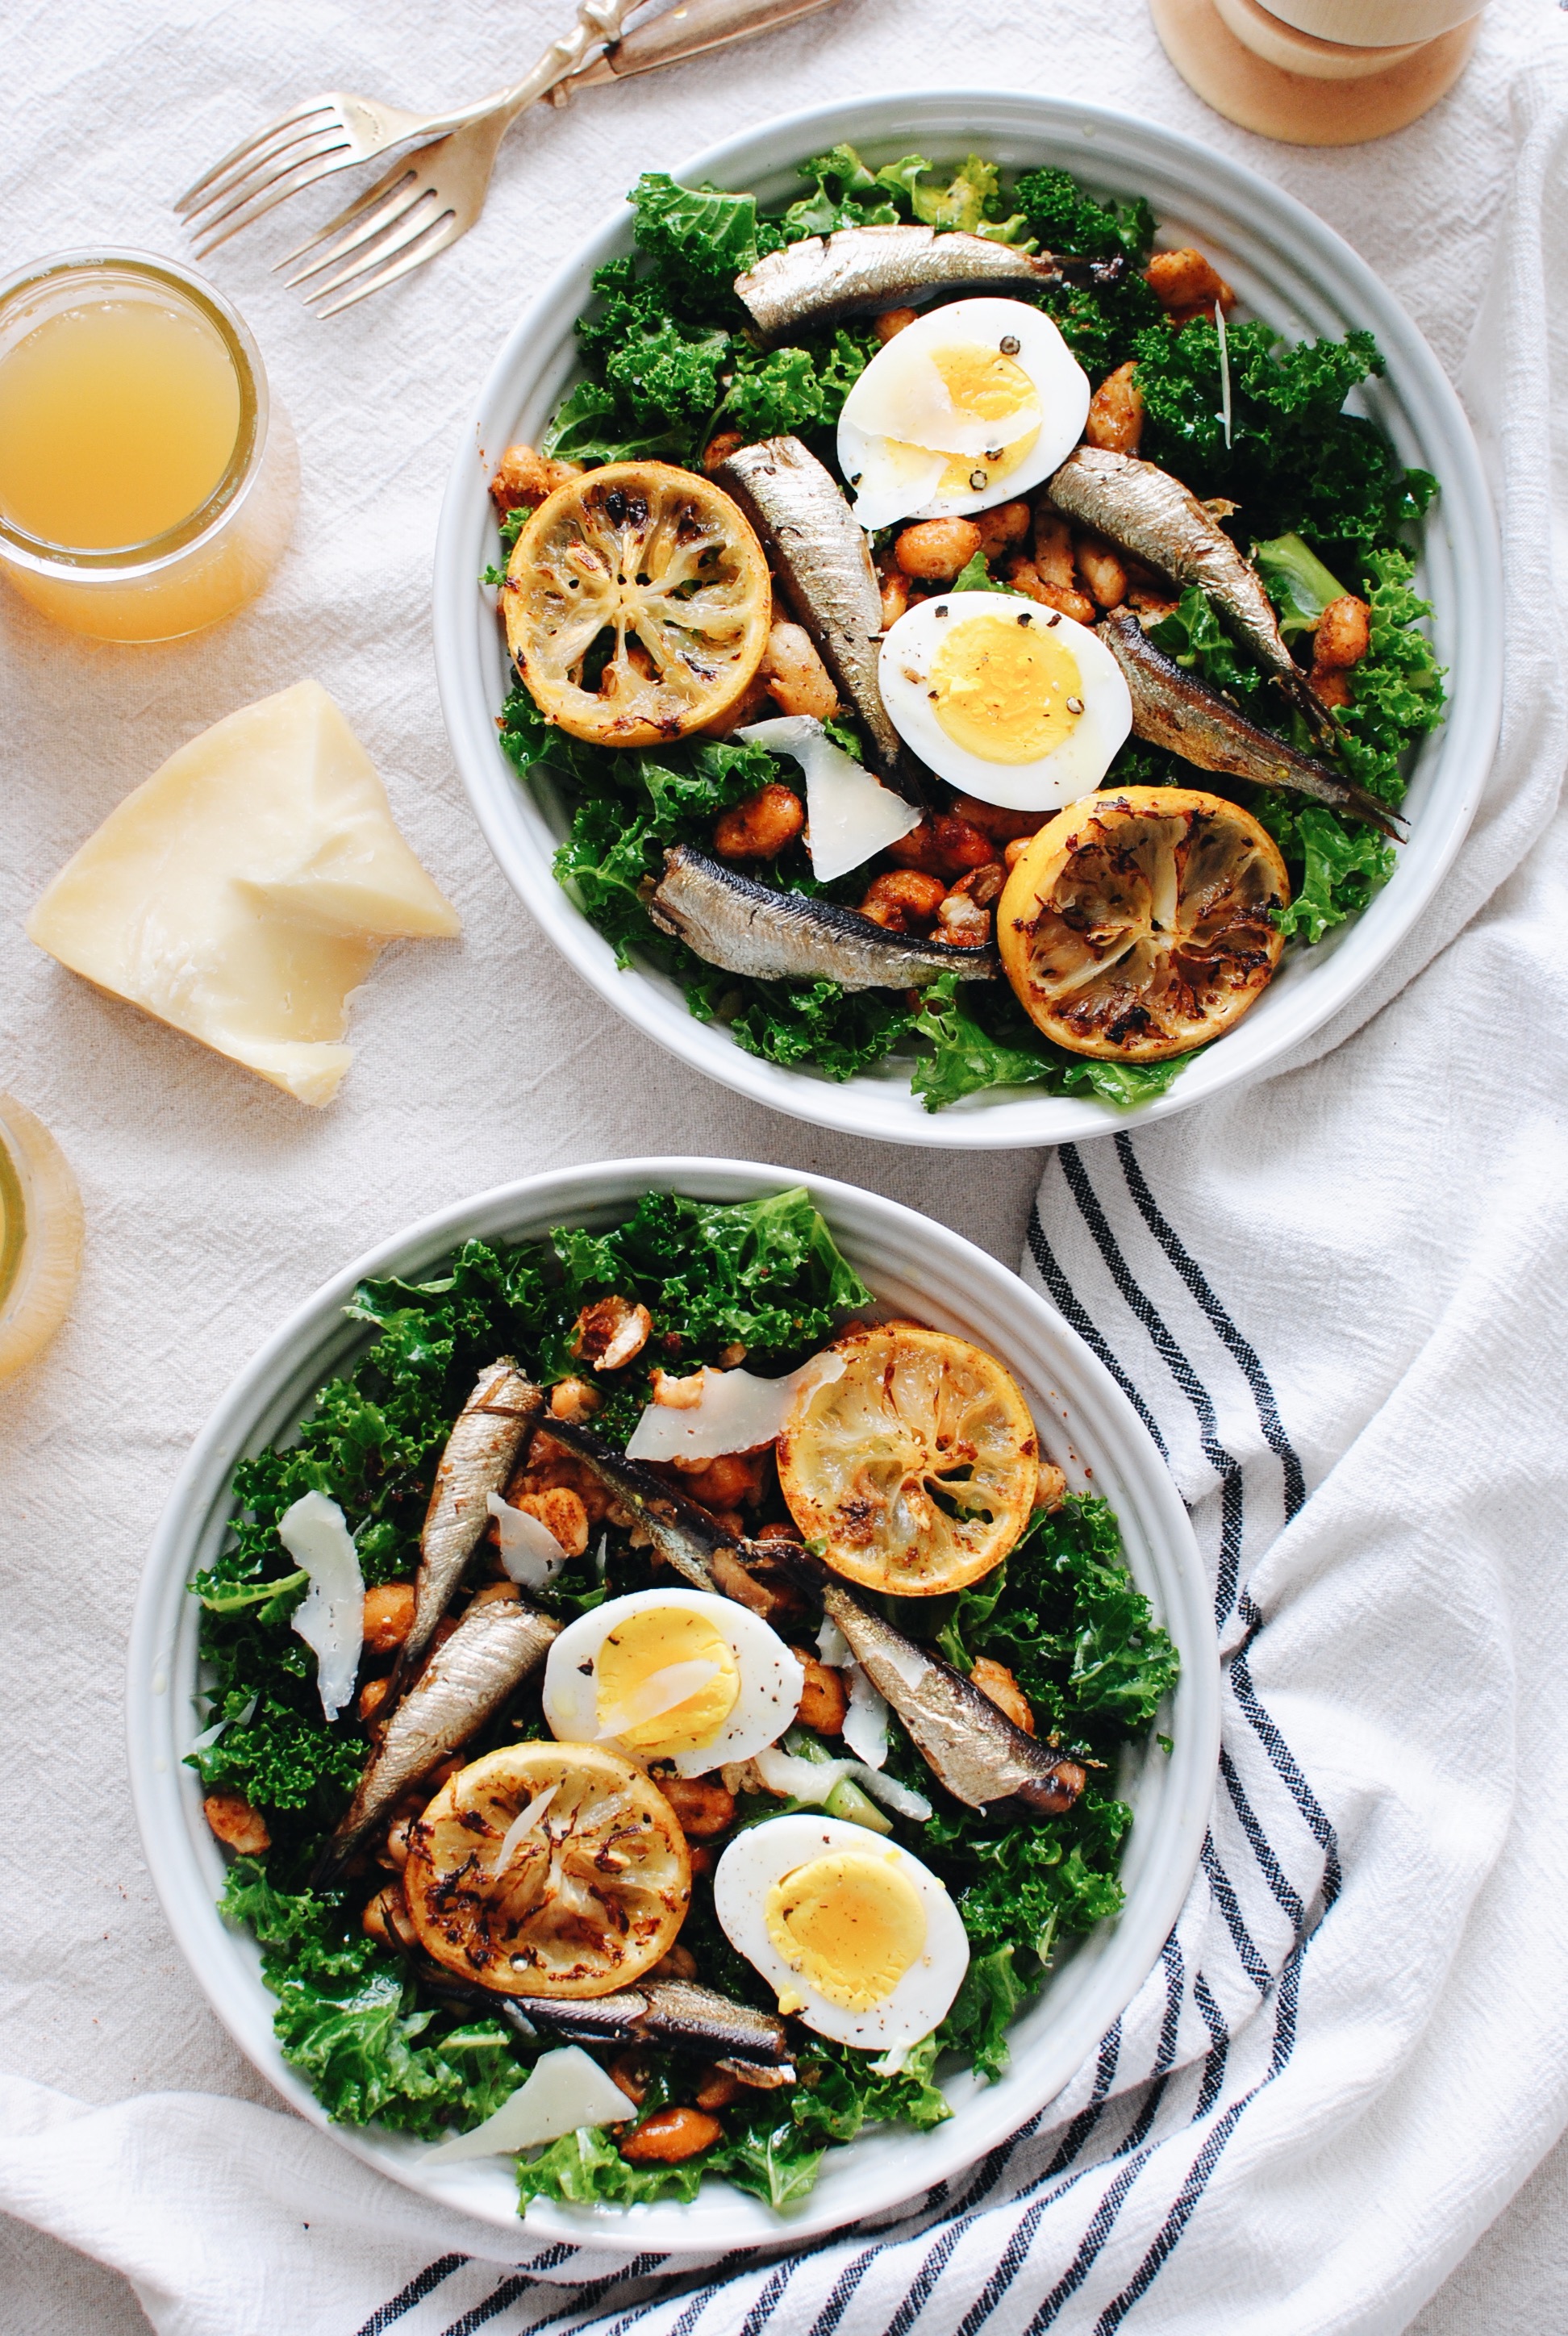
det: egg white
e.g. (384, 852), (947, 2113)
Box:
(838, 298), (1089, 532)
(542, 1588), (803, 1779)
(713, 1812), (970, 2050)
(878, 590), (1132, 811)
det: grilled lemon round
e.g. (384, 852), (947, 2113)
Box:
(997, 786), (1288, 1062)
(402, 1742), (690, 1997)
(776, 1320), (1037, 1596)
(504, 461), (771, 749)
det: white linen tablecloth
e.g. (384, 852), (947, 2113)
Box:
(1, 2), (1564, 2331)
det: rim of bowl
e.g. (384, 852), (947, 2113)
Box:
(433, 90), (1501, 1151)
(127, 1157), (1218, 2251)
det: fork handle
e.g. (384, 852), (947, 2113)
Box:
(587, 0), (840, 79)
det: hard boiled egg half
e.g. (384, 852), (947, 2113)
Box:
(714, 1812), (970, 2050)
(543, 1588), (803, 1778)
(838, 298), (1088, 533)
(878, 592), (1132, 812)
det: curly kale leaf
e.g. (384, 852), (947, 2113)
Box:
(720, 329), (874, 440)
(1259, 799), (1395, 946)
(1149, 583), (1265, 708)
(780, 144), (903, 239)
(720, 973), (921, 1082)
(976, 1495), (1182, 1740)
(910, 974), (1196, 1114)
(628, 172), (762, 282)
(1013, 167), (1162, 374)
(937, 1945), (1030, 2083)
(1133, 316), (1436, 552)
(955, 1787), (1133, 1967)
(1329, 547), (1446, 802)
(222, 1863), (526, 2138)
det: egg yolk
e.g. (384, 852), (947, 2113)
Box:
(932, 344), (1039, 492)
(764, 1851), (928, 2013)
(928, 613), (1085, 765)
(594, 1606), (739, 1754)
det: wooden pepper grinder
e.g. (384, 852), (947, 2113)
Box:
(1149, 0), (1487, 144)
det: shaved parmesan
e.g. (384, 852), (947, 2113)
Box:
(278, 1491), (364, 1722)
(488, 1783), (558, 1875)
(815, 1616), (852, 1669)
(753, 1742), (930, 1822)
(842, 1663), (890, 1771)
(423, 2046), (632, 2162)
(597, 1658), (721, 1740)
(625, 1349), (844, 1464)
(738, 715), (921, 883)
(486, 1491), (569, 1591)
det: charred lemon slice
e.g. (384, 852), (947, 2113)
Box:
(505, 461), (771, 748)
(776, 1321), (1037, 1596)
(997, 786), (1288, 1062)
(402, 1742), (690, 1998)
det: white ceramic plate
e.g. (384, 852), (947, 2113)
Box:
(127, 1159), (1217, 2250)
(432, 91), (1500, 1149)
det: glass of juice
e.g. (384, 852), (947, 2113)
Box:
(0, 1092), (83, 1381)
(0, 249), (297, 642)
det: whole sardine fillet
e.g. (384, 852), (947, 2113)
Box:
(402, 1362), (543, 1675)
(422, 1963), (794, 2075)
(715, 436), (901, 771)
(649, 845), (999, 988)
(1099, 611), (1403, 839)
(317, 1595), (559, 1880)
(734, 224), (1116, 340)
(1049, 447), (1331, 737)
(819, 1580), (1085, 1819)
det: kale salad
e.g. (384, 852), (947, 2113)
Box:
(487, 146), (1445, 1111)
(190, 1187), (1178, 2213)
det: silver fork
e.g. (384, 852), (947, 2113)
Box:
(277, 0), (836, 317)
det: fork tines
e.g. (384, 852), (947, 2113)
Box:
(177, 98), (352, 257)
(278, 162), (458, 319)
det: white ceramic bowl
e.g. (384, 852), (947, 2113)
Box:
(127, 1159), (1217, 2250)
(433, 91), (1500, 1149)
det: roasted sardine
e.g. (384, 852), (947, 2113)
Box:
(421, 1964), (794, 2081)
(714, 436), (901, 771)
(648, 845), (999, 988)
(817, 1579), (1085, 1820)
(316, 1595), (560, 1883)
(734, 224), (1123, 340)
(1049, 447), (1332, 739)
(401, 1362), (543, 1678)
(1099, 610), (1403, 838)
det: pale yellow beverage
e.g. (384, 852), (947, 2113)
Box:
(0, 294), (240, 550)
(0, 252), (296, 641)
(0, 1094), (83, 1382)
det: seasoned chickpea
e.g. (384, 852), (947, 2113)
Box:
(1084, 361), (1145, 456)
(974, 500), (1032, 559)
(792, 1649), (849, 1735)
(505, 1486), (590, 1558)
(621, 2108), (724, 2164)
(469, 1579), (523, 1609)
(1000, 555), (1052, 607)
(717, 1341), (748, 1368)
(895, 517), (982, 582)
(682, 1451), (768, 1510)
(384, 1817), (414, 1870)
(363, 1881), (419, 1952)
(703, 667), (775, 736)
(712, 782), (806, 863)
(878, 557), (911, 630)
(1040, 578), (1099, 625)
(970, 1657), (1036, 1735)
(661, 1776), (737, 1837)
(934, 890), (991, 948)
(703, 429), (746, 476)
(1075, 535), (1128, 611)
(609, 2052), (652, 2105)
(887, 811), (995, 880)
(489, 443), (582, 516)
(1310, 667), (1353, 710)
(549, 1375), (601, 1424)
(362, 1581), (416, 1654)
(1003, 835), (1032, 870)
(1145, 248), (1236, 325)
(687, 1842), (715, 1877)
(949, 860), (1007, 907)
(652, 1943), (701, 1980)
(711, 1544), (803, 1628)
(951, 795), (1045, 845)
(761, 619), (839, 720)
(694, 2067), (744, 2112)
(1032, 506), (1076, 590)
(1035, 1459), (1067, 1511)
(358, 1673), (394, 1723)
(571, 1294), (652, 1372)
(874, 307), (919, 343)
(1314, 594), (1371, 670)
(203, 1792), (270, 1857)
(859, 869), (947, 932)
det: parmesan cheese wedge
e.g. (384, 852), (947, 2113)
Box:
(422, 2045), (632, 2163)
(26, 679), (460, 1106)
(625, 1350), (844, 1465)
(738, 715), (921, 884)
